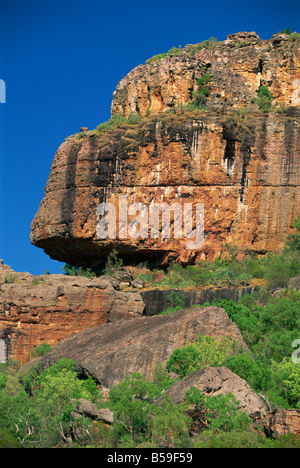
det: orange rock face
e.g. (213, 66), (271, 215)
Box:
(30, 32), (300, 268)
(0, 264), (145, 365)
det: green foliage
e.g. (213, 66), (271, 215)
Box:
(149, 396), (191, 447)
(108, 372), (182, 446)
(277, 28), (292, 35)
(126, 113), (141, 125)
(266, 358), (300, 409)
(3, 273), (17, 284)
(289, 33), (300, 42)
(185, 386), (251, 433)
(194, 74), (212, 107)
(145, 37), (220, 65)
(286, 217), (300, 251)
(167, 45), (184, 56)
(251, 85), (273, 112)
(0, 429), (21, 448)
(61, 264), (96, 278)
(225, 352), (271, 392)
(207, 292), (300, 407)
(185, 37), (220, 55)
(0, 359), (98, 447)
(159, 292), (185, 315)
(193, 429), (275, 448)
(166, 335), (240, 379)
(95, 113), (142, 133)
(30, 343), (52, 358)
(145, 53), (168, 64)
(103, 249), (123, 276)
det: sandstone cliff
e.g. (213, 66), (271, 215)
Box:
(30, 32), (300, 268)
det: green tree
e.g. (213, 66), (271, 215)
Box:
(166, 335), (240, 379)
(225, 352), (271, 392)
(185, 386), (251, 433)
(103, 249), (123, 276)
(266, 358), (300, 409)
(194, 74), (212, 107)
(150, 396), (192, 447)
(109, 373), (160, 445)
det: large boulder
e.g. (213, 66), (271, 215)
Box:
(21, 306), (248, 387)
(156, 366), (269, 415)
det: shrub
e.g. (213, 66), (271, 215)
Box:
(0, 429), (20, 448)
(166, 335), (240, 378)
(194, 74), (212, 108)
(159, 292), (185, 315)
(145, 53), (168, 64)
(126, 113), (141, 125)
(103, 249), (123, 276)
(251, 85), (273, 112)
(193, 429), (274, 448)
(289, 33), (300, 42)
(61, 264), (96, 278)
(30, 343), (51, 358)
(150, 396), (191, 448)
(4, 274), (17, 284)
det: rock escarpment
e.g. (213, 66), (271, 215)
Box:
(0, 262), (145, 365)
(30, 32), (300, 268)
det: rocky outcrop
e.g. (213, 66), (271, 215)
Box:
(30, 32), (300, 269)
(111, 32), (300, 117)
(71, 399), (114, 424)
(156, 366), (269, 415)
(0, 262), (145, 365)
(253, 408), (300, 439)
(21, 306), (248, 387)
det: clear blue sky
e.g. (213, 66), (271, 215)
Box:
(0, 0), (299, 275)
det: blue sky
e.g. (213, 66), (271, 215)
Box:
(0, 0), (299, 275)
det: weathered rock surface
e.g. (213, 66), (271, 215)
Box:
(0, 262), (145, 365)
(70, 399), (114, 424)
(111, 32), (300, 117)
(252, 408), (300, 439)
(141, 285), (262, 316)
(156, 366), (269, 415)
(22, 306), (248, 387)
(30, 32), (300, 269)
